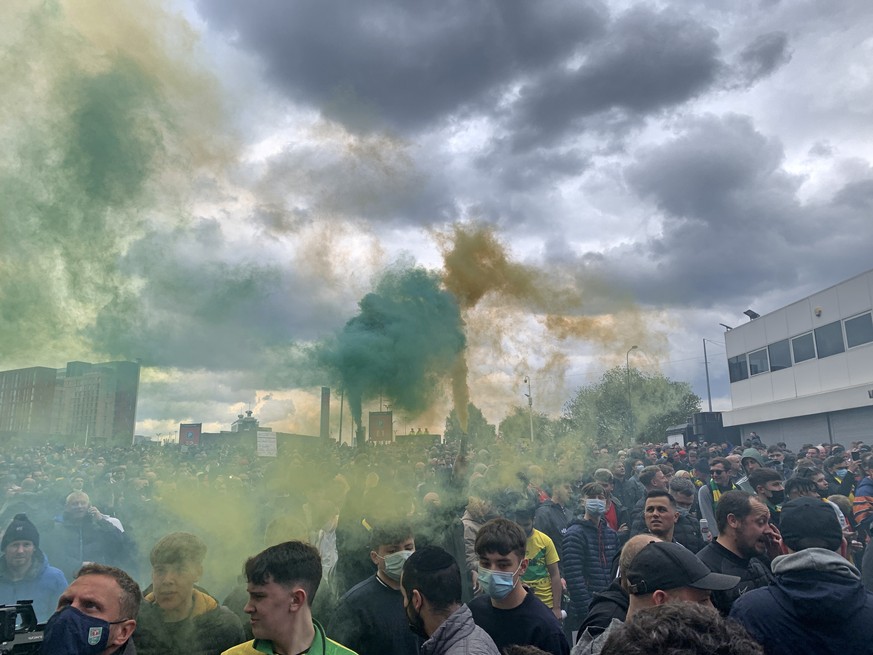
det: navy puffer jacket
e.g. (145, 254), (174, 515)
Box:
(562, 518), (619, 624)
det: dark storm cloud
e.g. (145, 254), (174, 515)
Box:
(574, 114), (873, 307)
(734, 31), (791, 87)
(506, 6), (722, 150)
(196, 0), (607, 132)
(87, 219), (345, 372)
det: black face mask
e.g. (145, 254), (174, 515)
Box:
(406, 601), (428, 640)
(769, 490), (785, 505)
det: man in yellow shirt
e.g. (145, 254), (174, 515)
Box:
(514, 506), (562, 622)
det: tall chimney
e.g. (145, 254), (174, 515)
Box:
(320, 387), (330, 440)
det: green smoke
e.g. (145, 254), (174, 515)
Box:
(318, 264), (466, 435)
(0, 5), (165, 366)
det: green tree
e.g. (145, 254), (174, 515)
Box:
(498, 405), (565, 445)
(562, 367), (700, 449)
(444, 403), (496, 448)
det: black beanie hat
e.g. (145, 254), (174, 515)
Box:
(2, 513), (39, 550)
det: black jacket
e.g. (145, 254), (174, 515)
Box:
(672, 513), (705, 553)
(534, 500), (571, 563)
(697, 539), (773, 615)
(575, 579), (628, 640)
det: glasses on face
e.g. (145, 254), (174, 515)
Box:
(710, 469), (725, 475)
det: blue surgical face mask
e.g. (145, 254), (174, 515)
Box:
(635, 464), (645, 473)
(478, 563), (521, 600)
(44, 606), (125, 654)
(836, 468), (849, 478)
(377, 549), (413, 582)
(585, 499), (606, 516)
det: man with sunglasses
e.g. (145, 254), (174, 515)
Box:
(697, 458), (737, 539)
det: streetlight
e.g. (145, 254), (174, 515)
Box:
(626, 346), (638, 438)
(523, 376), (534, 442)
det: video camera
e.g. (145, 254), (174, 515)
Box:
(0, 601), (43, 654)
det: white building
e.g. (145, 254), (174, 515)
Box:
(722, 268), (873, 451)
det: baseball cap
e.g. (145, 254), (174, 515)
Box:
(779, 497), (843, 551)
(626, 541), (739, 595)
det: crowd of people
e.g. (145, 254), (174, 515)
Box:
(1, 431), (872, 654)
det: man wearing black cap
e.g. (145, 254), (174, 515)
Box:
(623, 541), (739, 619)
(730, 497), (873, 654)
(0, 512), (68, 621)
(573, 541), (739, 654)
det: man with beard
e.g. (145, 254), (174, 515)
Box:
(697, 492), (780, 615)
(730, 497), (873, 655)
(0, 513), (67, 622)
(400, 545), (499, 655)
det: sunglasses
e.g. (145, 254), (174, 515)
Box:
(710, 469), (726, 475)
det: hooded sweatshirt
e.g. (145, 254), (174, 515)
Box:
(134, 586), (245, 655)
(0, 549), (68, 622)
(729, 548), (873, 655)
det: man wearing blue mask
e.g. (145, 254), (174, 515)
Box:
(329, 521), (419, 655)
(562, 483), (619, 634)
(44, 563), (140, 655)
(468, 518), (568, 655)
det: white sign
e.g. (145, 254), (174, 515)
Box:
(257, 431), (277, 457)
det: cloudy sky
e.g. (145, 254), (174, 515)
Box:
(2, 0), (872, 440)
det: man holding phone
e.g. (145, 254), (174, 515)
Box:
(697, 491), (780, 615)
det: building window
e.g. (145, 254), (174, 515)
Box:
(814, 320), (845, 359)
(792, 332), (816, 363)
(768, 339), (792, 371)
(845, 312), (873, 349)
(728, 355), (749, 382)
(747, 348), (769, 375)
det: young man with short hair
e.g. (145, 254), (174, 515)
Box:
(329, 522), (419, 655)
(468, 518), (569, 655)
(223, 541), (355, 655)
(135, 532), (244, 655)
(513, 505), (563, 622)
(401, 545), (499, 655)
(563, 483), (619, 629)
(642, 491), (679, 543)
(748, 469), (785, 527)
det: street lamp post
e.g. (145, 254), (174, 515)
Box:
(626, 345), (638, 438)
(523, 376), (534, 442)
(702, 339), (713, 412)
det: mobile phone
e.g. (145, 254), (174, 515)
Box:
(852, 451), (861, 461)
